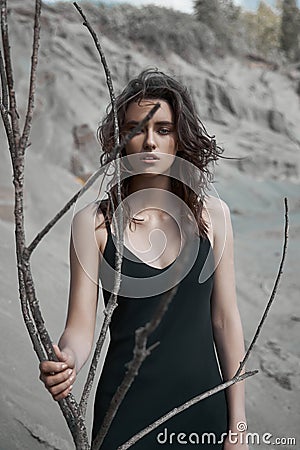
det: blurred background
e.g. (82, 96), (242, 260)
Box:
(0, 0), (299, 448)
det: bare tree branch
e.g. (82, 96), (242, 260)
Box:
(118, 371), (257, 450)
(26, 164), (107, 256)
(73, 2), (119, 146)
(92, 240), (192, 450)
(1, 1), (90, 447)
(235, 197), (289, 377)
(19, 0), (42, 153)
(0, 46), (8, 108)
(0, 16), (16, 159)
(0, 100), (15, 157)
(26, 102), (160, 257)
(14, 127), (89, 450)
(72, 4), (125, 421)
(91, 291), (178, 450)
(0, 0), (20, 145)
(78, 187), (120, 417)
(17, 264), (45, 361)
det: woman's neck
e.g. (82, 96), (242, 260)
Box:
(127, 174), (172, 197)
(125, 175), (180, 221)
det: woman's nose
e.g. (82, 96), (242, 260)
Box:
(143, 129), (156, 149)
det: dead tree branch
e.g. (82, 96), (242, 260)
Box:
(235, 197), (289, 377)
(27, 103), (160, 257)
(92, 241), (192, 450)
(118, 371), (257, 450)
(0, 1), (89, 448)
(73, 2), (119, 144)
(0, 0), (20, 145)
(91, 289), (179, 450)
(79, 103), (161, 417)
(19, 0), (41, 153)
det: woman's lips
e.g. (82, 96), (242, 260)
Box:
(140, 153), (160, 161)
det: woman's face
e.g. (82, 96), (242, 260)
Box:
(122, 98), (178, 175)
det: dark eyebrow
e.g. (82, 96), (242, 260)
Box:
(124, 120), (174, 126)
(155, 121), (174, 126)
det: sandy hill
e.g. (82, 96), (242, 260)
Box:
(0, 1), (299, 449)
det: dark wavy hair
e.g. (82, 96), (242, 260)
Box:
(97, 68), (223, 238)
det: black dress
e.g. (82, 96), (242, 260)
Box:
(92, 202), (228, 449)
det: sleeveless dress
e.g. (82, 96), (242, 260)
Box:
(92, 202), (228, 449)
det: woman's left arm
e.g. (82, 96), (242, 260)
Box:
(208, 197), (248, 449)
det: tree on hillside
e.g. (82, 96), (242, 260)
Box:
(280, 0), (300, 60)
(241, 1), (281, 58)
(194, 0), (220, 29)
(256, 1), (281, 56)
(194, 0), (241, 50)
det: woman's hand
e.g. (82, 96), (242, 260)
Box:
(39, 344), (76, 401)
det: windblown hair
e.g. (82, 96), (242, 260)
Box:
(97, 68), (223, 238)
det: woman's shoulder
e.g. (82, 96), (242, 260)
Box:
(71, 201), (108, 252)
(72, 200), (107, 226)
(203, 194), (232, 246)
(203, 194), (231, 220)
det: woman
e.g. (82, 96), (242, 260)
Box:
(39, 69), (248, 449)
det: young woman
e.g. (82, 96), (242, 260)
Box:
(39, 69), (248, 449)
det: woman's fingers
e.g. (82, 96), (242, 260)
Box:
(53, 384), (74, 401)
(39, 344), (77, 401)
(46, 368), (73, 388)
(41, 367), (76, 400)
(39, 361), (68, 379)
(48, 370), (75, 397)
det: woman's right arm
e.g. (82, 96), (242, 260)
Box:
(39, 203), (104, 401)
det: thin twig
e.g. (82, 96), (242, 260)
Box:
(118, 371), (257, 450)
(92, 242), (191, 450)
(19, 0), (42, 153)
(73, 0), (124, 279)
(0, 0), (21, 145)
(0, 46), (8, 108)
(17, 265), (45, 361)
(27, 102), (160, 256)
(74, 3), (125, 421)
(92, 291), (179, 450)
(79, 189), (121, 416)
(73, 2), (119, 146)
(235, 197), (289, 377)
(26, 164), (107, 255)
(0, 101), (16, 158)
(0, 19), (16, 159)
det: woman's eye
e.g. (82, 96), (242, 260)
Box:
(158, 128), (171, 135)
